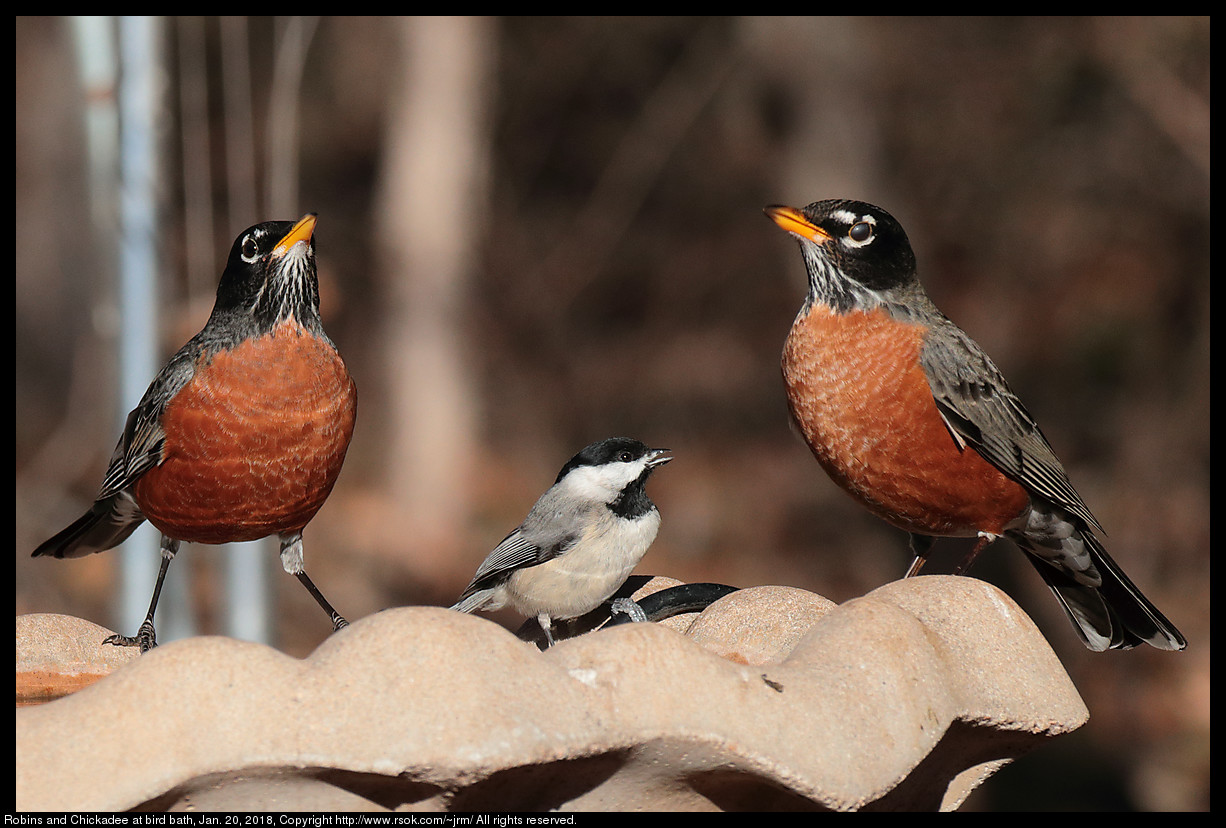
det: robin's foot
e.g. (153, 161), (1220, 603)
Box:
(103, 620), (158, 653)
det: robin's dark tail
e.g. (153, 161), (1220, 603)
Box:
(32, 492), (146, 559)
(1014, 528), (1186, 652)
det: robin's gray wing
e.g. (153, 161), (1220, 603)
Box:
(31, 348), (203, 559)
(919, 318), (1102, 533)
(95, 347), (203, 500)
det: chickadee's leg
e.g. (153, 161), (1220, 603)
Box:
(537, 613), (556, 647)
(610, 597), (649, 623)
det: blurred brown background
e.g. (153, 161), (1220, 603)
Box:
(15, 16), (1208, 811)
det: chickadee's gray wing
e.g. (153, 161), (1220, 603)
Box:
(469, 529), (546, 585)
(454, 524), (580, 604)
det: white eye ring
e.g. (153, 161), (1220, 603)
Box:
(240, 230), (264, 263)
(845, 216), (877, 247)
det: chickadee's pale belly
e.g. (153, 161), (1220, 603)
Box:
(505, 510), (660, 620)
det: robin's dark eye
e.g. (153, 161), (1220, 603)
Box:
(849, 222), (874, 243)
(240, 236), (260, 262)
(619, 451), (633, 463)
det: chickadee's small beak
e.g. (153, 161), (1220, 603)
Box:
(764, 205), (830, 244)
(646, 449), (673, 468)
(272, 213), (317, 258)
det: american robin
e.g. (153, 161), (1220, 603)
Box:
(32, 214), (357, 652)
(765, 199), (1185, 652)
(450, 438), (671, 646)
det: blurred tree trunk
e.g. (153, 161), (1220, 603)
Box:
(741, 16), (883, 203)
(375, 17), (492, 552)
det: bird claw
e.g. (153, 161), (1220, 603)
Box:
(102, 620), (158, 653)
(609, 597), (649, 624)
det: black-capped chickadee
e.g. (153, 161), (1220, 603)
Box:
(450, 437), (672, 646)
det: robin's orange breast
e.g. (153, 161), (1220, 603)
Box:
(134, 320), (357, 544)
(783, 304), (1029, 537)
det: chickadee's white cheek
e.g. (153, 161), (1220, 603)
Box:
(565, 462), (644, 500)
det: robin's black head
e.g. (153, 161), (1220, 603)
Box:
(765, 199), (919, 313)
(213, 214), (323, 334)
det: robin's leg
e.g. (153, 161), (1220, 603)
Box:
(954, 532), (999, 575)
(278, 532), (349, 631)
(904, 533), (935, 578)
(104, 536), (180, 652)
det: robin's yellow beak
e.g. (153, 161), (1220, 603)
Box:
(764, 205), (830, 244)
(272, 213), (317, 258)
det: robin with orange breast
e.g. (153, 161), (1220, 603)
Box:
(32, 214), (357, 652)
(765, 198), (1185, 651)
